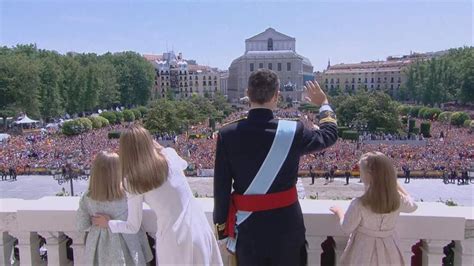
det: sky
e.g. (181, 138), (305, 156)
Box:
(0, 0), (472, 71)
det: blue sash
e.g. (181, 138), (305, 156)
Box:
(227, 120), (297, 252)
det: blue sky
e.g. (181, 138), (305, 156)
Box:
(1, 0), (472, 71)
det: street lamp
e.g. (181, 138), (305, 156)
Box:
(52, 158), (89, 197)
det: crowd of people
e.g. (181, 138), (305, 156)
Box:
(0, 108), (473, 176)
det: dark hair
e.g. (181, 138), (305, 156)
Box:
(247, 69), (279, 104)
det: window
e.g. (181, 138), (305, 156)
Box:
(336, 78), (340, 84)
(390, 84), (394, 89)
(371, 84), (374, 88)
(278, 63), (282, 71)
(268, 63), (272, 70)
(352, 78), (355, 83)
(287, 62), (291, 71)
(189, 76), (192, 80)
(371, 77), (374, 83)
(365, 78), (367, 83)
(391, 77), (394, 83)
(325, 79), (329, 83)
(330, 85), (334, 89)
(351, 84), (355, 90)
(330, 78), (334, 84)
(259, 63), (263, 69)
(358, 78), (361, 83)
(203, 76), (206, 80)
(268, 38), (273, 51)
(377, 77), (381, 83)
(203, 81), (206, 86)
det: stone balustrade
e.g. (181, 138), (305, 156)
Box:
(0, 197), (473, 265)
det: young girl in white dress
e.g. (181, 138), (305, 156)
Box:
(92, 125), (223, 265)
(330, 151), (418, 266)
(76, 151), (153, 265)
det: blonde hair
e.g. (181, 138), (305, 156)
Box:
(119, 125), (169, 194)
(359, 151), (400, 214)
(88, 151), (125, 201)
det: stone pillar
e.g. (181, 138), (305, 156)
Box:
(454, 239), (474, 266)
(66, 232), (86, 266)
(333, 236), (349, 265)
(399, 238), (418, 265)
(10, 231), (42, 266)
(421, 239), (448, 266)
(306, 236), (326, 266)
(38, 231), (69, 266)
(0, 232), (16, 265)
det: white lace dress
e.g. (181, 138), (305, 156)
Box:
(339, 195), (418, 266)
(108, 148), (223, 266)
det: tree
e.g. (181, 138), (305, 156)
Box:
(460, 51), (474, 103)
(145, 99), (182, 134)
(39, 59), (63, 120)
(123, 109), (135, 122)
(334, 91), (400, 132)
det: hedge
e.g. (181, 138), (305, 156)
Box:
(62, 118), (92, 136)
(409, 106), (423, 118)
(418, 107), (430, 119)
(108, 131), (121, 139)
(412, 127), (420, 135)
(123, 110), (135, 122)
(100, 111), (117, 124)
(114, 111), (124, 123)
(137, 106), (149, 117)
(341, 130), (359, 141)
(97, 116), (110, 127)
(425, 108), (442, 120)
(401, 116), (408, 125)
(337, 127), (350, 137)
(450, 112), (470, 126)
(131, 109), (142, 119)
(397, 105), (411, 116)
(77, 118), (92, 131)
(408, 119), (416, 133)
(463, 119), (472, 128)
(438, 112), (453, 123)
(420, 122), (431, 137)
(88, 116), (103, 129)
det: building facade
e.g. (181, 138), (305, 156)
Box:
(315, 52), (444, 97)
(227, 28), (314, 102)
(144, 52), (220, 99)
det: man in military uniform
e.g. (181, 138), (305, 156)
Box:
(213, 69), (338, 265)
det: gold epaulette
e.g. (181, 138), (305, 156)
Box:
(222, 117), (246, 127)
(319, 110), (337, 124)
(280, 117), (300, 121)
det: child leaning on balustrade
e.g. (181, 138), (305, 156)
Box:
(76, 151), (153, 265)
(330, 151), (418, 266)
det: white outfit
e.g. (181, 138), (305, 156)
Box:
(108, 148), (223, 266)
(339, 195), (418, 266)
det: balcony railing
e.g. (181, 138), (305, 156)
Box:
(0, 197), (473, 265)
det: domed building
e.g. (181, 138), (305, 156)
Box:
(227, 28), (314, 103)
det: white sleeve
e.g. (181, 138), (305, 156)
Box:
(165, 148), (188, 171)
(341, 199), (362, 235)
(399, 194), (418, 213)
(108, 193), (144, 234)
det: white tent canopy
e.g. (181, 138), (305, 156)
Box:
(14, 115), (39, 124)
